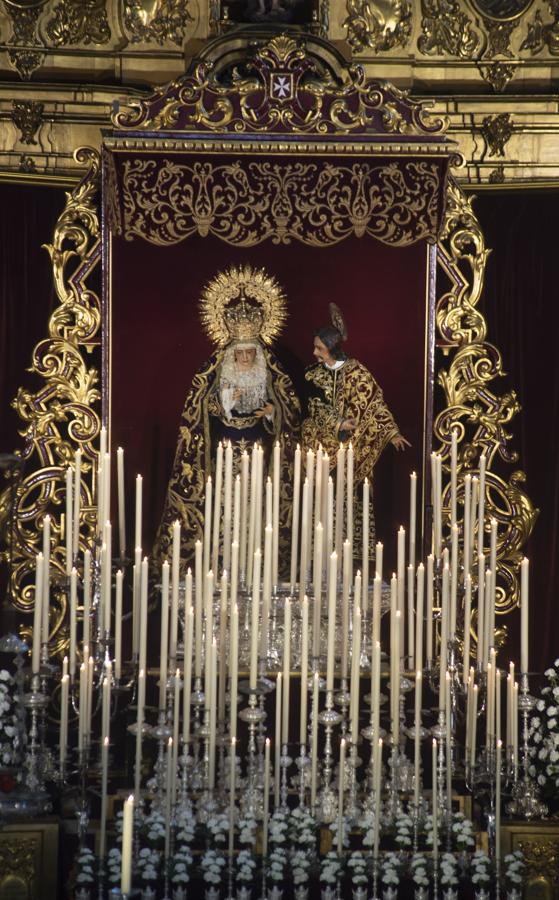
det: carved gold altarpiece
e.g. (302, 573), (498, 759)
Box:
(1, 32), (536, 654)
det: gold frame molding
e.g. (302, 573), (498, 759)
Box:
(1, 34), (537, 652)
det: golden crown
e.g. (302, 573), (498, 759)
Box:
(223, 291), (265, 342)
(200, 264), (287, 348)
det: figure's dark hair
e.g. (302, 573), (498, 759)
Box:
(314, 325), (346, 360)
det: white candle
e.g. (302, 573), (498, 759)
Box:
(463, 475), (471, 577)
(228, 737), (236, 858)
(426, 554), (434, 664)
(69, 567), (77, 679)
(335, 443), (345, 557)
(470, 684), (478, 770)
(60, 670), (69, 770)
(478, 454), (486, 556)
(247, 446), (257, 587)
(282, 599), (291, 746)
(350, 598), (361, 745)
(223, 441), (233, 573)
(229, 603), (239, 740)
(312, 522), (323, 657)
(415, 563), (424, 674)
(262, 738), (271, 855)
(209, 640), (217, 789)
(83, 548), (91, 651)
(249, 551), (261, 689)
(194, 540), (203, 679)
(373, 738), (382, 860)
(392, 610), (400, 748)
(183, 601), (194, 745)
(372, 573), (382, 650)
(414, 671), (422, 806)
(65, 467), (73, 575)
(346, 443), (354, 554)
(159, 560), (170, 711)
(132, 547), (141, 658)
(272, 441), (280, 588)
(203, 477), (212, 577)
(375, 541), (383, 582)
(310, 672), (319, 808)
(520, 557), (529, 673)
(139, 558), (148, 675)
(261, 525), (272, 661)
(463, 574), (472, 685)
(397, 526), (405, 664)
(290, 445), (301, 590)
(362, 479), (370, 616)
(170, 521), (180, 664)
(204, 570), (215, 704)
(274, 672), (282, 808)
(439, 565), (449, 708)
(337, 738), (346, 855)
(300, 595), (309, 746)
(240, 451), (249, 580)
(326, 552), (338, 691)
(218, 571), (228, 729)
(116, 447), (125, 560)
(341, 540), (351, 679)
(450, 430), (458, 528)
(407, 564), (414, 671)
(496, 739), (502, 863)
(450, 523), (459, 638)
(42, 515), (50, 646)
(73, 449), (82, 560)
(299, 479), (310, 601)
(212, 442), (223, 574)
(121, 795), (134, 894)
(409, 471), (417, 570)
(32, 554), (44, 676)
(103, 451), (111, 528)
(165, 737), (173, 856)
(233, 474), (241, 547)
(134, 474), (142, 550)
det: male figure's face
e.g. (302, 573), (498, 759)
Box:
(313, 336), (335, 366)
(234, 347), (256, 370)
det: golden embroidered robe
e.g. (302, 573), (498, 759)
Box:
(301, 358), (399, 482)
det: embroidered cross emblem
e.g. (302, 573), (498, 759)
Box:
(271, 73), (293, 101)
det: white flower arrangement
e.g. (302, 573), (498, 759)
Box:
(503, 851), (525, 889)
(268, 808), (289, 845)
(141, 806), (166, 847)
(347, 851), (368, 887)
(394, 812), (413, 848)
(290, 848), (313, 885)
(450, 812), (476, 851)
(0, 670), (17, 768)
(206, 812), (229, 845)
(268, 846), (288, 883)
(170, 845), (193, 885)
(424, 814), (441, 853)
(75, 847), (96, 885)
(319, 851), (344, 885)
(529, 658), (559, 797)
(137, 846), (161, 883)
(380, 852), (402, 887)
(289, 806), (317, 850)
(175, 806), (197, 844)
(411, 853), (429, 887)
(200, 848), (226, 885)
(106, 847), (121, 885)
(236, 848), (257, 884)
(440, 852), (459, 887)
(471, 850), (491, 886)
(359, 808), (376, 848)
(238, 813), (258, 847)
(328, 816), (349, 850)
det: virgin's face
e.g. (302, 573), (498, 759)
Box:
(313, 336), (335, 366)
(234, 347), (256, 370)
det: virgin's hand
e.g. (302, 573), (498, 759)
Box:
(391, 435), (411, 451)
(233, 388), (242, 401)
(254, 403), (274, 418)
(341, 418), (357, 432)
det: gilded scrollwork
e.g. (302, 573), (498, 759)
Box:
(121, 0), (193, 46)
(45, 0), (110, 46)
(521, 2), (559, 54)
(113, 34), (447, 137)
(434, 180), (538, 618)
(418, 0), (480, 58)
(117, 157), (444, 247)
(344, 0), (412, 55)
(479, 60), (516, 91)
(4, 0), (47, 80)
(11, 100), (44, 145)
(481, 111), (514, 157)
(0, 147), (101, 653)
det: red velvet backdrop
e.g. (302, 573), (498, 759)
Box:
(110, 232), (429, 571)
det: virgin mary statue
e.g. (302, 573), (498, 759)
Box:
(155, 265), (300, 564)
